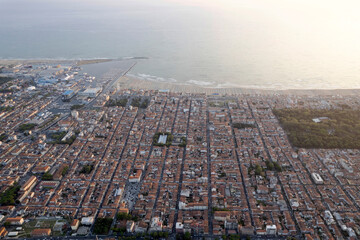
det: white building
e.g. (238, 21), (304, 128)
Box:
(149, 217), (163, 232)
(339, 159), (353, 173)
(78, 88), (101, 98)
(8, 232), (19, 237)
(266, 225), (277, 235)
(81, 217), (94, 225)
(176, 222), (184, 233)
(312, 173), (324, 184)
(324, 210), (335, 225)
(114, 188), (123, 197)
(71, 110), (79, 120)
(158, 134), (167, 144)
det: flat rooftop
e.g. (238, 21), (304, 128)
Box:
(158, 134), (167, 144)
(63, 90), (74, 95)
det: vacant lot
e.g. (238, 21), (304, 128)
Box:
(273, 108), (360, 149)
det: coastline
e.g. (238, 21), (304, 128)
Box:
(0, 58), (112, 66)
(120, 75), (360, 96)
(1, 58), (360, 95)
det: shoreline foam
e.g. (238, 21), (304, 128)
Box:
(1, 59), (360, 95)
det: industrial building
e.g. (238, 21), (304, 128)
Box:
(62, 89), (76, 101)
(78, 88), (101, 98)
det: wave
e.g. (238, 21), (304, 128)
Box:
(126, 72), (360, 91)
(186, 80), (216, 86)
(128, 73), (177, 83)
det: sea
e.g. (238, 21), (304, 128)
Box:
(1, 0), (360, 90)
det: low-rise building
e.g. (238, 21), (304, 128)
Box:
(31, 228), (51, 237)
(6, 217), (24, 225)
(312, 173), (324, 184)
(81, 217), (94, 225)
(71, 219), (80, 231)
(0, 227), (8, 237)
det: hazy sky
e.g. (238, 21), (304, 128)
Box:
(2, 0), (359, 57)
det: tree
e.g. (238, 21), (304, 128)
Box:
(0, 134), (7, 141)
(254, 164), (263, 176)
(273, 108), (360, 149)
(61, 166), (69, 176)
(19, 123), (36, 132)
(70, 104), (84, 110)
(265, 160), (274, 171)
(80, 164), (94, 174)
(0, 184), (20, 206)
(184, 232), (191, 240)
(42, 172), (53, 180)
(107, 98), (128, 107)
(153, 132), (174, 147)
(93, 218), (113, 235)
(274, 162), (282, 172)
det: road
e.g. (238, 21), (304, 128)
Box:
(172, 100), (192, 233)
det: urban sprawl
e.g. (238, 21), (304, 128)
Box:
(1, 61), (360, 240)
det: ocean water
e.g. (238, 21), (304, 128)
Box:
(1, 0), (360, 89)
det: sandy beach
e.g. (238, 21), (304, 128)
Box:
(118, 75), (360, 96)
(2, 59), (360, 96)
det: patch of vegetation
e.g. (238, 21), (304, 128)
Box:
(274, 162), (282, 172)
(106, 98), (128, 107)
(131, 97), (149, 109)
(257, 200), (267, 206)
(0, 133), (7, 141)
(265, 160), (282, 172)
(184, 232), (191, 240)
(179, 136), (187, 147)
(80, 164), (94, 174)
(0, 76), (13, 85)
(140, 99), (150, 109)
(42, 171), (53, 181)
(112, 226), (126, 233)
(222, 234), (242, 240)
(61, 166), (69, 177)
(150, 232), (169, 239)
(153, 132), (174, 147)
(93, 217), (113, 235)
(238, 218), (245, 226)
(0, 183), (20, 205)
(0, 106), (14, 112)
(49, 131), (77, 145)
(273, 108), (360, 149)
(0, 88), (13, 93)
(70, 104), (84, 110)
(22, 219), (60, 237)
(212, 207), (230, 212)
(209, 101), (225, 107)
(50, 131), (66, 142)
(265, 160), (274, 170)
(19, 123), (37, 132)
(116, 212), (138, 222)
(248, 164), (265, 177)
(232, 122), (256, 129)
(131, 97), (141, 108)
